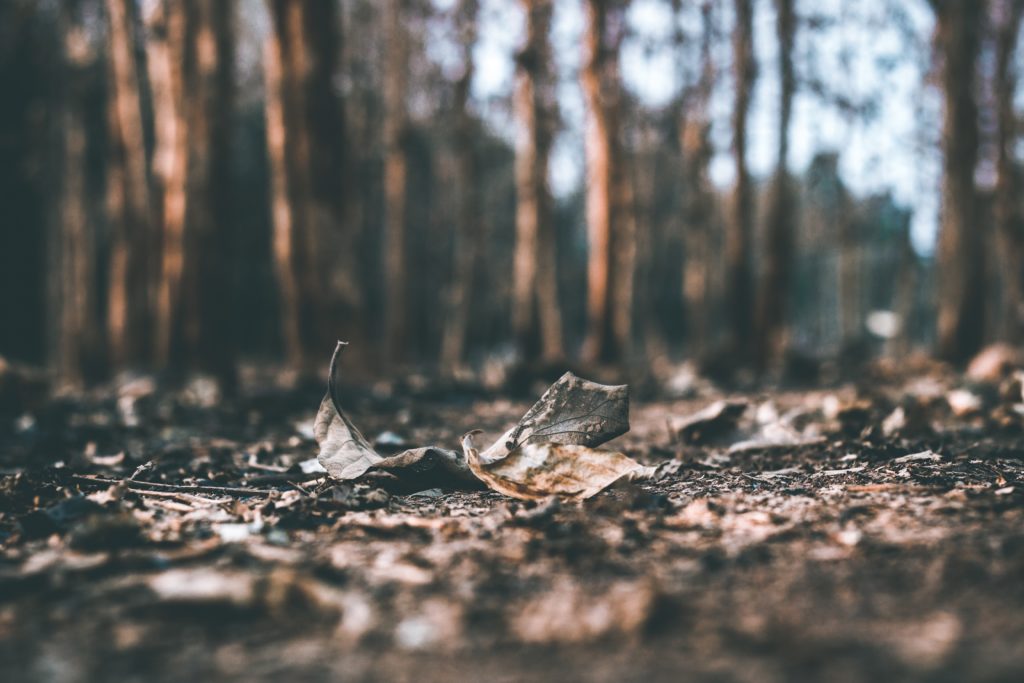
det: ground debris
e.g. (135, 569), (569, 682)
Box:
(1, 368), (1023, 682)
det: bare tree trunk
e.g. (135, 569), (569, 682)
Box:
(932, 0), (986, 363)
(104, 0), (152, 368)
(680, 0), (715, 358)
(581, 0), (629, 364)
(512, 0), (564, 363)
(383, 0), (410, 363)
(994, 0), (1024, 343)
(726, 0), (756, 364)
(53, 0), (101, 386)
(146, 0), (188, 367)
(756, 0), (796, 370)
(266, 0), (355, 372)
(178, 0), (236, 388)
(837, 190), (860, 347)
(264, 19), (302, 368)
(442, 0), (481, 372)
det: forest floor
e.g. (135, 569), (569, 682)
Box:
(1, 357), (1023, 682)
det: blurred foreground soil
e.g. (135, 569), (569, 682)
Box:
(1, 362), (1023, 682)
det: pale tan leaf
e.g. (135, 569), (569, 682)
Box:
(463, 432), (654, 501)
(315, 342), (383, 480)
(480, 372), (629, 463)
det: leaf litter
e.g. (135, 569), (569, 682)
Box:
(1, 345), (1024, 680)
(317, 341), (656, 499)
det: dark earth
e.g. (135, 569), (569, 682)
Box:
(1, 358), (1023, 682)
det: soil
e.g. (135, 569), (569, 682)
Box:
(1, 368), (1023, 682)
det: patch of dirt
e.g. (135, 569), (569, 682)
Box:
(1, 378), (1023, 682)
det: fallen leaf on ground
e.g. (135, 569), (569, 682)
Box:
(669, 399), (747, 444)
(316, 346), (642, 497)
(461, 431), (655, 501)
(315, 342), (383, 480)
(479, 372), (629, 463)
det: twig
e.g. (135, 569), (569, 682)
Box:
(125, 488), (232, 506)
(72, 474), (276, 498)
(288, 480), (312, 496)
(243, 472), (326, 486)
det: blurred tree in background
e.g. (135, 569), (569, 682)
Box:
(0, 0), (1019, 389)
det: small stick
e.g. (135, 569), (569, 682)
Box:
(243, 472), (326, 486)
(72, 474), (276, 498)
(288, 480), (311, 496)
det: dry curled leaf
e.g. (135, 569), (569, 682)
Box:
(668, 399), (747, 444)
(316, 348), (635, 497)
(462, 431), (655, 501)
(480, 372), (629, 463)
(315, 342), (383, 480)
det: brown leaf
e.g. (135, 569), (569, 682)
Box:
(480, 372), (629, 463)
(668, 399), (747, 444)
(315, 342), (383, 480)
(462, 432), (654, 501)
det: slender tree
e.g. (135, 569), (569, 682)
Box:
(265, 0), (356, 371)
(726, 0), (756, 364)
(53, 0), (102, 386)
(994, 0), (1024, 342)
(382, 0), (410, 363)
(512, 0), (564, 363)
(581, 0), (631, 364)
(441, 0), (482, 372)
(147, 0), (188, 367)
(178, 0), (236, 387)
(104, 0), (153, 368)
(931, 0), (986, 363)
(679, 0), (716, 358)
(756, 0), (797, 370)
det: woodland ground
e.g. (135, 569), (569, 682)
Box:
(1, 361), (1023, 682)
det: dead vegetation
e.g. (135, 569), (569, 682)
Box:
(1, 350), (1023, 681)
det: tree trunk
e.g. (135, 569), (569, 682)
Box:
(264, 18), (302, 368)
(383, 0), (410, 364)
(266, 0), (355, 372)
(178, 0), (236, 388)
(104, 0), (153, 368)
(512, 0), (564, 364)
(679, 0), (715, 358)
(581, 0), (629, 364)
(726, 0), (756, 365)
(146, 0), (188, 368)
(441, 0), (482, 372)
(756, 0), (796, 370)
(53, 0), (102, 386)
(994, 0), (1024, 343)
(933, 0), (985, 363)
(837, 190), (860, 348)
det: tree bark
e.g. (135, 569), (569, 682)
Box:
(53, 0), (102, 386)
(441, 0), (482, 372)
(755, 0), (797, 370)
(382, 0), (410, 363)
(178, 0), (236, 388)
(146, 0), (188, 368)
(725, 0), (756, 365)
(994, 0), (1024, 343)
(679, 0), (715, 358)
(104, 0), (153, 368)
(513, 0), (564, 363)
(265, 0), (355, 371)
(932, 0), (986, 363)
(581, 0), (630, 364)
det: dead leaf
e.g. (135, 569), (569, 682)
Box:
(669, 399), (747, 444)
(462, 431), (655, 501)
(315, 342), (384, 480)
(316, 350), (633, 495)
(480, 372), (629, 463)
